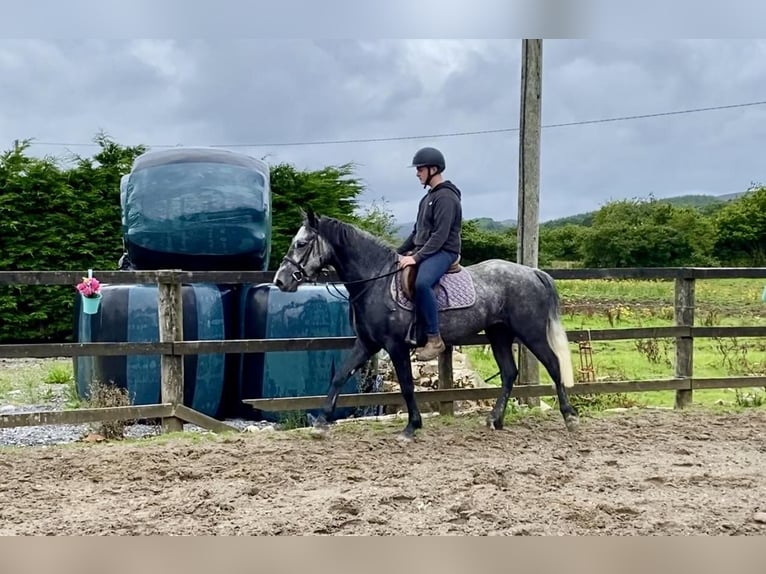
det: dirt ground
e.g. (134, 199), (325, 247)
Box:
(1, 407), (765, 536)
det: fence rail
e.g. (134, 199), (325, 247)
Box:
(242, 376), (766, 412)
(2, 326), (766, 359)
(0, 267), (765, 433)
(2, 265), (766, 286)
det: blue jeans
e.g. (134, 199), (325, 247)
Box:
(414, 250), (459, 336)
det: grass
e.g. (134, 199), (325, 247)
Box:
(0, 358), (80, 409)
(556, 277), (765, 309)
(464, 277), (766, 410)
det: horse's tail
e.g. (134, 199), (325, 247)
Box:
(533, 269), (575, 388)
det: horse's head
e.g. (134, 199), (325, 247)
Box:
(273, 209), (333, 292)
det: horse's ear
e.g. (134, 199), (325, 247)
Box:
(305, 208), (318, 229)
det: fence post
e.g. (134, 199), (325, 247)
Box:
(674, 273), (695, 408)
(158, 270), (184, 432)
(438, 345), (454, 416)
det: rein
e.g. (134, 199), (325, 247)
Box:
(279, 234), (403, 304)
(322, 262), (401, 304)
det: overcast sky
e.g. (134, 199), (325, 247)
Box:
(2, 39), (765, 223)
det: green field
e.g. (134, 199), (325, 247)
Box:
(464, 277), (766, 410)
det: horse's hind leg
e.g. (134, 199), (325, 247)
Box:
(385, 342), (423, 441)
(519, 324), (579, 432)
(485, 324), (519, 431)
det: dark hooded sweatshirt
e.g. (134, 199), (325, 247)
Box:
(396, 180), (462, 263)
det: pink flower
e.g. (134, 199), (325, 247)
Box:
(76, 277), (101, 298)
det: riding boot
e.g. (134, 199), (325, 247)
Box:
(415, 334), (446, 361)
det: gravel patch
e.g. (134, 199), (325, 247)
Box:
(0, 406), (276, 447)
(0, 358), (278, 447)
(0, 357), (388, 447)
(0, 396), (277, 447)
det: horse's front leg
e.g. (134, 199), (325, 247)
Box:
(311, 338), (378, 436)
(386, 343), (422, 442)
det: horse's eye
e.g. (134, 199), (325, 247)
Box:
(295, 240), (308, 249)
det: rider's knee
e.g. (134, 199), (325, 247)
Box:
(414, 275), (431, 291)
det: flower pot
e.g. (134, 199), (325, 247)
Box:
(82, 294), (102, 315)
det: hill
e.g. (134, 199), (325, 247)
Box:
(541, 192), (745, 229)
(395, 216), (516, 239)
(393, 191), (745, 238)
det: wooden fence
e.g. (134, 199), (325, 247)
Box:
(0, 267), (765, 434)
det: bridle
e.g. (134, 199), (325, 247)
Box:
(279, 232), (403, 303)
(280, 233), (324, 284)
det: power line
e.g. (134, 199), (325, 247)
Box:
(25, 99), (766, 149)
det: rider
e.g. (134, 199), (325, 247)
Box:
(396, 146), (463, 361)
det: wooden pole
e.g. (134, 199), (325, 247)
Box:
(438, 345), (454, 416)
(516, 39), (543, 404)
(674, 277), (695, 408)
(158, 271), (184, 432)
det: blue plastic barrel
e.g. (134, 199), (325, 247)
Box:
(238, 283), (363, 422)
(73, 282), (239, 418)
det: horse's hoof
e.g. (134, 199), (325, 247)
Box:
(310, 424), (329, 439)
(565, 415), (580, 433)
(486, 415), (502, 431)
(397, 432), (414, 444)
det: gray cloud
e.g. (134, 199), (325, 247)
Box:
(2, 39), (765, 225)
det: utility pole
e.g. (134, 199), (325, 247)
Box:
(516, 39), (543, 405)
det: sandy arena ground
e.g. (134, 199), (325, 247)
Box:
(0, 407), (764, 535)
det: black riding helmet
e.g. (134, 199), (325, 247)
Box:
(410, 147), (446, 188)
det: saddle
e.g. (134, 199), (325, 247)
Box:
(401, 253), (462, 301)
(394, 253), (474, 348)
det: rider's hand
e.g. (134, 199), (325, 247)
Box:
(398, 255), (417, 268)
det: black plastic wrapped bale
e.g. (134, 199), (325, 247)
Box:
(73, 283), (241, 418)
(238, 283), (365, 423)
(120, 147), (272, 271)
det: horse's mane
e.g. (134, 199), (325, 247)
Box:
(316, 215), (399, 262)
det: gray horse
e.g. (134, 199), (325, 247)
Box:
(273, 210), (579, 441)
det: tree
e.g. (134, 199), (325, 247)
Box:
(269, 162), (365, 268)
(351, 198), (399, 246)
(713, 186), (766, 266)
(460, 220), (516, 265)
(539, 224), (588, 265)
(0, 135), (145, 343)
(65, 131), (148, 266)
(580, 196), (717, 267)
